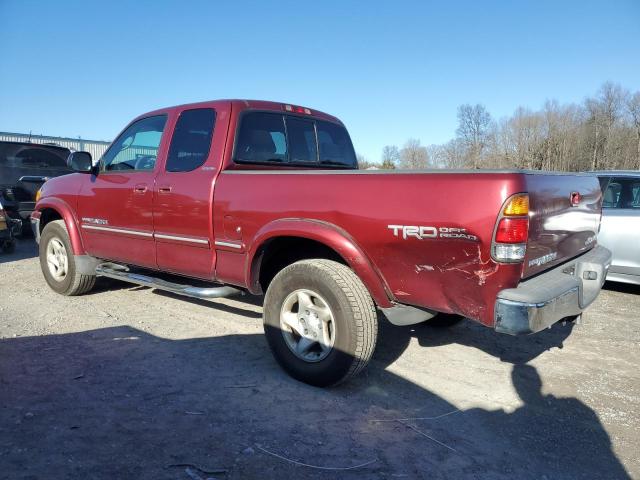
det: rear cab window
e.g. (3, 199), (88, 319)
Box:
(234, 111), (357, 168)
(602, 176), (640, 209)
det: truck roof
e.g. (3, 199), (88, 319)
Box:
(137, 99), (342, 125)
(588, 170), (640, 177)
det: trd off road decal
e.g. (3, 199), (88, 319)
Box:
(388, 225), (478, 242)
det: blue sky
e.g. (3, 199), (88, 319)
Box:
(1, 0), (638, 162)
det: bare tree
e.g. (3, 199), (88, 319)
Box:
(585, 82), (627, 170)
(627, 91), (640, 169)
(357, 153), (375, 170)
(381, 145), (399, 169)
(456, 104), (492, 168)
(370, 82), (639, 173)
(399, 138), (429, 169)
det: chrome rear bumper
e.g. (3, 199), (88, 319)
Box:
(495, 246), (612, 335)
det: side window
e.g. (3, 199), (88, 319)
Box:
(316, 120), (357, 168)
(603, 179), (620, 208)
(286, 117), (317, 163)
(235, 113), (287, 163)
(166, 108), (216, 172)
(102, 115), (167, 172)
(603, 177), (640, 209)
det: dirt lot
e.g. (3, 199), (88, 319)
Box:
(0, 238), (638, 479)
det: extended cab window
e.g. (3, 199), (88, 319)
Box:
(101, 115), (167, 172)
(603, 177), (640, 209)
(166, 108), (216, 172)
(234, 112), (357, 168)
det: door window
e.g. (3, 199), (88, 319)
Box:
(101, 115), (167, 172)
(603, 177), (640, 209)
(166, 109), (216, 172)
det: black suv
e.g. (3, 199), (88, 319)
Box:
(0, 141), (73, 234)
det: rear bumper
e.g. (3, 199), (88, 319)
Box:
(495, 245), (612, 335)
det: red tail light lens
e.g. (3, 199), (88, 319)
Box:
(495, 218), (528, 244)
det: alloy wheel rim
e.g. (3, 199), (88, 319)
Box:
(46, 237), (68, 281)
(279, 289), (336, 362)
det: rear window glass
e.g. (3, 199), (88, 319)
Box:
(166, 108), (216, 172)
(287, 117), (317, 163)
(235, 113), (287, 164)
(0, 143), (70, 170)
(234, 112), (356, 168)
(316, 120), (357, 168)
(603, 177), (640, 209)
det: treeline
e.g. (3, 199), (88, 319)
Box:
(359, 82), (640, 172)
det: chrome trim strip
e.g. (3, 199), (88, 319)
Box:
(81, 224), (153, 237)
(155, 233), (209, 245)
(214, 240), (242, 249)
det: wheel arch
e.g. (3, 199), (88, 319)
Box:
(245, 219), (393, 308)
(36, 198), (85, 255)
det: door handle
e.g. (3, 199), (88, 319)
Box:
(158, 186), (172, 194)
(133, 184), (148, 194)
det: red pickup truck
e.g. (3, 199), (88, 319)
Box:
(32, 100), (612, 386)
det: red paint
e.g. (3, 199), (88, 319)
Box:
(34, 100), (603, 327)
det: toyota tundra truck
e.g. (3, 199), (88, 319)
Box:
(31, 100), (612, 386)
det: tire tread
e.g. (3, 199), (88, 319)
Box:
(295, 259), (377, 385)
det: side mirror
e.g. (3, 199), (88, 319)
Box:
(67, 151), (93, 173)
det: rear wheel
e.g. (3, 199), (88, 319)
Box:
(263, 259), (378, 387)
(39, 220), (95, 296)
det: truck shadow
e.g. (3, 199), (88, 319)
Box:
(0, 237), (38, 264)
(374, 313), (575, 366)
(0, 326), (630, 479)
(603, 280), (640, 295)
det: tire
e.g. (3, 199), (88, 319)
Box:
(39, 220), (95, 296)
(263, 259), (377, 387)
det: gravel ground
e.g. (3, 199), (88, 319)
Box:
(0, 238), (638, 479)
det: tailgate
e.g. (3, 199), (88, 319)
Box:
(523, 173), (602, 278)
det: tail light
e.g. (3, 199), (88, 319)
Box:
(492, 193), (529, 263)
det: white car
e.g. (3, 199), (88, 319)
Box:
(596, 171), (640, 285)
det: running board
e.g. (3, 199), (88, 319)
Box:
(95, 264), (242, 300)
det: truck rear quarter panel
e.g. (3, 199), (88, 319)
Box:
(214, 170), (526, 326)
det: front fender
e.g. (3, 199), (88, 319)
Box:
(35, 197), (85, 255)
(246, 218), (393, 308)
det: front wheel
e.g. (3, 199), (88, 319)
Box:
(39, 220), (96, 296)
(263, 259), (378, 387)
